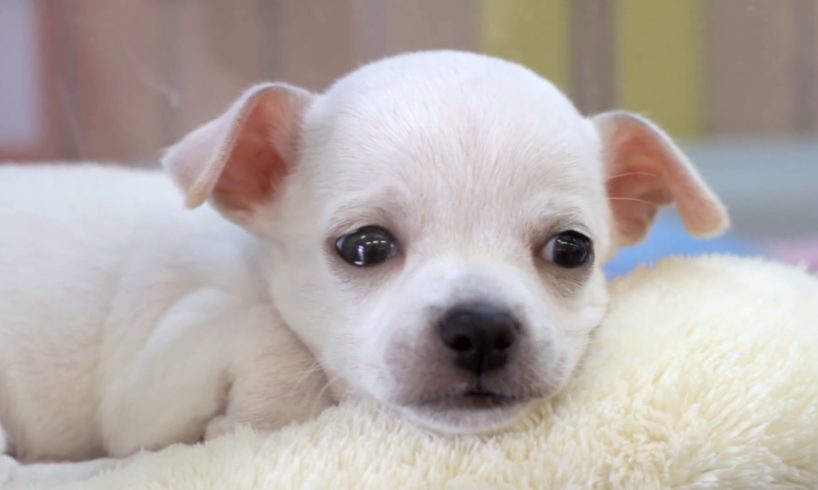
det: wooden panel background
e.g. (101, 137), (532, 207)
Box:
(616, 0), (705, 138)
(570, 0), (616, 115)
(1, 0), (817, 163)
(480, 0), (571, 93)
(705, 0), (800, 135)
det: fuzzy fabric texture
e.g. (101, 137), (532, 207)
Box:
(25, 256), (818, 490)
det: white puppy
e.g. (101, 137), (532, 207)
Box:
(0, 51), (728, 485)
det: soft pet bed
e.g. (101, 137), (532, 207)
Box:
(32, 256), (818, 489)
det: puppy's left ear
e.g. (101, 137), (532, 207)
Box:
(593, 111), (729, 247)
(163, 83), (313, 229)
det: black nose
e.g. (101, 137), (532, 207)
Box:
(438, 303), (519, 375)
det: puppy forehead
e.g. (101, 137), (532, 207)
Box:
(301, 52), (604, 218)
(306, 51), (595, 154)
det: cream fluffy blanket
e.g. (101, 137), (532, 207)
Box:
(35, 256), (818, 489)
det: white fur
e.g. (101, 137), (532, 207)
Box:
(0, 51), (727, 485)
(18, 256), (818, 490)
(0, 166), (329, 484)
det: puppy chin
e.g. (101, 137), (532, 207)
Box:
(398, 397), (535, 435)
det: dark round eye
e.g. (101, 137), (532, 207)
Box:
(335, 225), (399, 267)
(541, 230), (593, 268)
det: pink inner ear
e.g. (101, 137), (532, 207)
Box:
(605, 122), (674, 244)
(601, 114), (728, 245)
(213, 91), (296, 213)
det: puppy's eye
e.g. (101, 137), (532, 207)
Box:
(541, 231), (593, 268)
(336, 226), (399, 267)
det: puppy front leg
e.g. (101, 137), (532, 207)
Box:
(204, 320), (333, 441)
(99, 292), (240, 457)
(2, 424), (124, 487)
(2, 456), (124, 487)
(101, 292), (330, 454)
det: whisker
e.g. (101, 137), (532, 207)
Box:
(279, 360), (329, 410)
(311, 373), (340, 412)
(291, 361), (324, 388)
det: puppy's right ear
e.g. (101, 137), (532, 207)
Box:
(162, 83), (313, 228)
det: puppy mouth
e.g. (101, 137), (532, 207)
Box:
(416, 389), (521, 411)
(400, 388), (533, 434)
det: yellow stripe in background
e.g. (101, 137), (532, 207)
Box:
(479, 0), (571, 93)
(616, 0), (705, 138)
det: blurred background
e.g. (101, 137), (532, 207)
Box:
(1, 0), (816, 275)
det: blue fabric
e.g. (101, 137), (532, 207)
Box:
(603, 211), (761, 278)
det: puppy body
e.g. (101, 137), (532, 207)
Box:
(0, 51), (728, 485)
(0, 166), (329, 483)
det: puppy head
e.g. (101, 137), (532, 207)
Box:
(163, 51), (728, 434)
